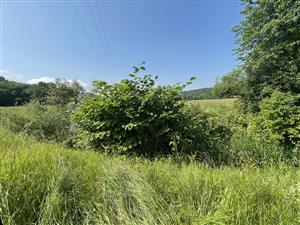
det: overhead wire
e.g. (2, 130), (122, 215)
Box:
(95, 1), (114, 76)
(71, 0), (111, 79)
(86, 1), (113, 77)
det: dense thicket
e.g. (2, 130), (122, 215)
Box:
(248, 91), (300, 148)
(233, 0), (300, 109)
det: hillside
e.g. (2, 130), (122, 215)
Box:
(182, 87), (216, 100)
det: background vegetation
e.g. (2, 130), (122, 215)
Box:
(182, 88), (216, 100)
(0, 77), (84, 106)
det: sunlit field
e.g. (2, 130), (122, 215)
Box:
(1, 99), (300, 225)
(1, 127), (299, 225)
(187, 98), (238, 115)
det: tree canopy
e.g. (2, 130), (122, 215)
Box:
(0, 77), (31, 106)
(213, 68), (246, 98)
(233, 0), (300, 110)
(0, 77), (84, 106)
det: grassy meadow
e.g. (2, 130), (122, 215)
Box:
(0, 99), (299, 225)
(187, 98), (238, 115)
(1, 128), (300, 225)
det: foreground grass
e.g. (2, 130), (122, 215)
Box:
(0, 129), (300, 225)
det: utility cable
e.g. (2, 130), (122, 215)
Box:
(87, 1), (112, 77)
(71, 0), (110, 79)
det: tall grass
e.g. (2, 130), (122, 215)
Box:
(1, 128), (299, 225)
(0, 102), (71, 143)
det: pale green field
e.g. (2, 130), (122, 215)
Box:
(0, 98), (237, 114)
(187, 98), (239, 115)
(188, 98), (236, 106)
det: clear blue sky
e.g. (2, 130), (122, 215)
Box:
(1, 0), (242, 89)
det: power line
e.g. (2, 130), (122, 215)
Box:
(71, 0), (111, 79)
(95, 1), (114, 76)
(87, 1), (112, 77)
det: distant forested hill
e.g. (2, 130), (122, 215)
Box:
(182, 87), (217, 100)
(0, 76), (56, 106)
(0, 76), (83, 106)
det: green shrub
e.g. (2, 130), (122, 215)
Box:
(72, 64), (197, 157)
(182, 105), (232, 164)
(45, 79), (85, 106)
(0, 101), (72, 142)
(248, 90), (300, 148)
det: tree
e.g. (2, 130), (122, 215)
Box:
(212, 68), (246, 98)
(0, 77), (31, 106)
(233, 0), (300, 110)
(25, 82), (55, 103)
(0, 77), (85, 106)
(248, 90), (300, 148)
(46, 79), (84, 106)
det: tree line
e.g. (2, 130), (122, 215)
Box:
(0, 77), (84, 106)
(214, 0), (299, 110)
(188, 0), (300, 105)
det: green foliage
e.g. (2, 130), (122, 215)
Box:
(182, 87), (216, 100)
(0, 77), (31, 106)
(182, 105), (232, 164)
(230, 134), (300, 167)
(229, 134), (287, 167)
(73, 65), (196, 156)
(189, 98), (299, 166)
(46, 79), (85, 106)
(213, 68), (247, 98)
(0, 101), (72, 143)
(1, 129), (300, 225)
(0, 76), (57, 106)
(25, 82), (56, 103)
(188, 99), (248, 137)
(234, 0), (300, 110)
(248, 90), (300, 148)
(0, 77), (84, 106)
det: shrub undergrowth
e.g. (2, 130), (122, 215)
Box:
(0, 101), (72, 143)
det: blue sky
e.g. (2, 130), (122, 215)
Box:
(1, 0), (242, 89)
